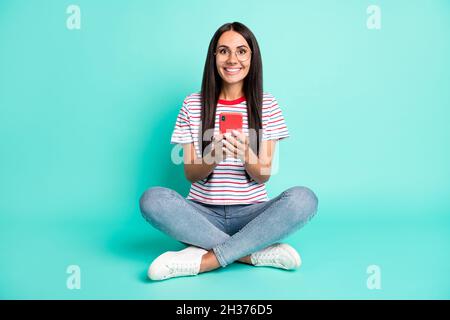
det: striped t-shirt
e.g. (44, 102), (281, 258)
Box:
(170, 92), (289, 205)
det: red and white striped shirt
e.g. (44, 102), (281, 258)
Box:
(170, 92), (289, 205)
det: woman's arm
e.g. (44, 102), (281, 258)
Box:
(243, 140), (277, 184)
(221, 130), (277, 184)
(182, 134), (226, 183)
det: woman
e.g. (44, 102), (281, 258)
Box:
(139, 22), (319, 281)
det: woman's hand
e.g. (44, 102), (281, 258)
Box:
(208, 133), (226, 164)
(222, 129), (250, 163)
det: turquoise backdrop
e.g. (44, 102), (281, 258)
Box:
(1, 0), (449, 299)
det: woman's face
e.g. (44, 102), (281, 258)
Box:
(215, 30), (252, 86)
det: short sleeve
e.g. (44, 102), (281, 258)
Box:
(262, 95), (290, 141)
(170, 98), (194, 145)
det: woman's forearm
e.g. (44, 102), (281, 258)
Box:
(184, 162), (216, 183)
(184, 147), (219, 183)
(243, 148), (271, 184)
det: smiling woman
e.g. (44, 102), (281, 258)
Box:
(139, 22), (319, 281)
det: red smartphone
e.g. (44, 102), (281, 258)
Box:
(219, 112), (243, 134)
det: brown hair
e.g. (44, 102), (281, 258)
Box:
(200, 22), (263, 183)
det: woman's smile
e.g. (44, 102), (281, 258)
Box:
(223, 66), (243, 75)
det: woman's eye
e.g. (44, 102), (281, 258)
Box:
(219, 49), (227, 55)
(238, 49), (247, 55)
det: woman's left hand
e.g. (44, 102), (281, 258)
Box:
(222, 129), (250, 163)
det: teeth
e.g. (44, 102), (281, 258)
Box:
(225, 68), (241, 72)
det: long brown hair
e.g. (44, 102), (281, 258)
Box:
(200, 22), (263, 183)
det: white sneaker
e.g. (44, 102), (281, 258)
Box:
(148, 246), (208, 281)
(250, 243), (301, 270)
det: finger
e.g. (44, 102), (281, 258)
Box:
(231, 130), (248, 146)
(224, 132), (232, 140)
(213, 134), (224, 142)
(222, 145), (236, 158)
(213, 138), (224, 152)
(223, 141), (239, 159)
(231, 129), (245, 141)
(231, 129), (242, 137)
(224, 134), (240, 148)
(228, 135), (246, 153)
(223, 139), (238, 153)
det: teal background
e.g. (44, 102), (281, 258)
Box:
(1, 0), (449, 299)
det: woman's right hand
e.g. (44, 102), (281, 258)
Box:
(208, 133), (226, 164)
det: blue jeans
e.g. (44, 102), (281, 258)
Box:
(139, 186), (318, 267)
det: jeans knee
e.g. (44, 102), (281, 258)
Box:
(284, 186), (319, 221)
(139, 186), (175, 219)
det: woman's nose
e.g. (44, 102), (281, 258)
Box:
(227, 52), (238, 63)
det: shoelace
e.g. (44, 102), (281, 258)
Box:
(255, 249), (281, 263)
(167, 261), (198, 274)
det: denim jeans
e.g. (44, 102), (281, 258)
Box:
(139, 186), (318, 267)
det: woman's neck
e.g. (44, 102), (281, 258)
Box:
(219, 83), (244, 100)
